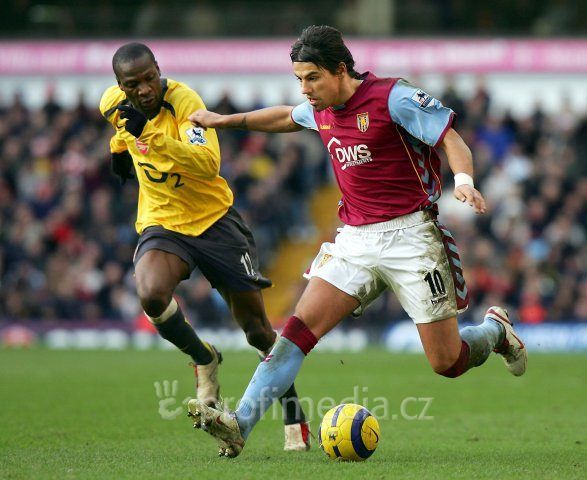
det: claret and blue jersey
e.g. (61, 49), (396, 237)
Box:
(292, 73), (455, 226)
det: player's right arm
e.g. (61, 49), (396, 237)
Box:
(100, 86), (136, 183)
(189, 106), (303, 133)
(100, 86), (128, 152)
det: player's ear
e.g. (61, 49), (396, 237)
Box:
(337, 62), (347, 77)
(155, 61), (161, 76)
(113, 64), (121, 86)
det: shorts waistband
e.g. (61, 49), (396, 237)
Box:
(344, 210), (436, 233)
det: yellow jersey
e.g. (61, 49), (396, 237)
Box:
(99, 78), (233, 236)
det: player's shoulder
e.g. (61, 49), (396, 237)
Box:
(99, 85), (126, 119)
(362, 73), (397, 89)
(372, 76), (402, 99)
(388, 78), (442, 110)
(389, 78), (426, 98)
(358, 74), (398, 105)
(164, 78), (205, 111)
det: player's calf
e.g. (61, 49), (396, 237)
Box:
(257, 338), (311, 452)
(437, 340), (470, 378)
(244, 325), (276, 352)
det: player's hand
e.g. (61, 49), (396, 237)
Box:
(188, 110), (225, 129)
(117, 105), (147, 137)
(111, 151), (134, 185)
(454, 185), (487, 214)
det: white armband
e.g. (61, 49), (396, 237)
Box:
(454, 173), (474, 188)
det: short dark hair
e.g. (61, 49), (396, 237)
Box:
(290, 25), (361, 79)
(112, 42), (156, 75)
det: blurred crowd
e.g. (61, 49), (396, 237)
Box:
(0, 79), (585, 328)
(2, 0), (584, 38)
(357, 79), (587, 329)
(0, 87), (326, 327)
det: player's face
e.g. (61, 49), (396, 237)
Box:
(116, 55), (163, 117)
(293, 62), (343, 111)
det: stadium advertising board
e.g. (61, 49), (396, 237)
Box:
(2, 39), (587, 74)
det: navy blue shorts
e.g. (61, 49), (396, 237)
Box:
(134, 207), (272, 292)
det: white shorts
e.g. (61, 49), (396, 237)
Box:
(304, 211), (469, 324)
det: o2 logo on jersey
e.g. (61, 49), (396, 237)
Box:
(327, 137), (372, 171)
(137, 162), (185, 188)
(185, 127), (207, 145)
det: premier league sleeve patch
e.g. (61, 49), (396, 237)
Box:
(411, 90), (435, 109)
(185, 126), (207, 145)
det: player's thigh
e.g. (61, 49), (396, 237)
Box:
(294, 277), (360, 340)
(135, 248), (189, 298)
(195, 208), (273, 293)
(416, 316), (462, 368)
(304, 234), (387, 323)
(379, 220), (467, 324)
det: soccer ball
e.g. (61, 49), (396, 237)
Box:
(318, 403), (380, 461)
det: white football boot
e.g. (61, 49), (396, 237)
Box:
(187, 399), (245, 458)
(485, 306), (527, 376)
(284, 422), (311, 451)
(190, 344), (222, 407)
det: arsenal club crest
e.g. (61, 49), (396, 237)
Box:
(357, 112), (369, 132)
(135, 139), (149, 154)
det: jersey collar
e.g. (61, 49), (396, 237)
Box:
(331, 72), (373, 111)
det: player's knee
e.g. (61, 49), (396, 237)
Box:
(137, 284), (172, 317)
(430, 355), (460, 377)
(436, 367), (459, 378)
(141, 296), (169, 317)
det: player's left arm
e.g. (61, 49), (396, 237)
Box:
(438, 128), (486, 214)
(117, 89), (221, 179)
(387, 79), (486, 214)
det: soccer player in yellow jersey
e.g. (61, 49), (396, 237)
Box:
(100, 43), (310, 452)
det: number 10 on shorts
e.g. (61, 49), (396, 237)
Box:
(424, 269), (447, 305)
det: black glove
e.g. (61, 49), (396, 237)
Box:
(117, 105), (147, 138)
(111, 151), (134, 185)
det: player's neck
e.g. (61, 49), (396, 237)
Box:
(334, 77), (364, 106)
(139, 104), (162, 120)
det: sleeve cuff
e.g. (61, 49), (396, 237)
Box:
(290, 109), (302, 127)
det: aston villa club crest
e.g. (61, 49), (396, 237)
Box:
(357, 112), (369, 132)
(317, 253), (332, 268)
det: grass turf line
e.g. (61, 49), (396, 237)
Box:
(0, 348), (585, 479)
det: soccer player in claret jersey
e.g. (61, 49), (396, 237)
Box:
(187, 26), (527, 458)
(100, 43), (310, 453)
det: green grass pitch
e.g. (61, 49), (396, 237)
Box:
(1, 348), (585, 479)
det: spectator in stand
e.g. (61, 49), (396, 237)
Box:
(0, 80), (585, 324)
